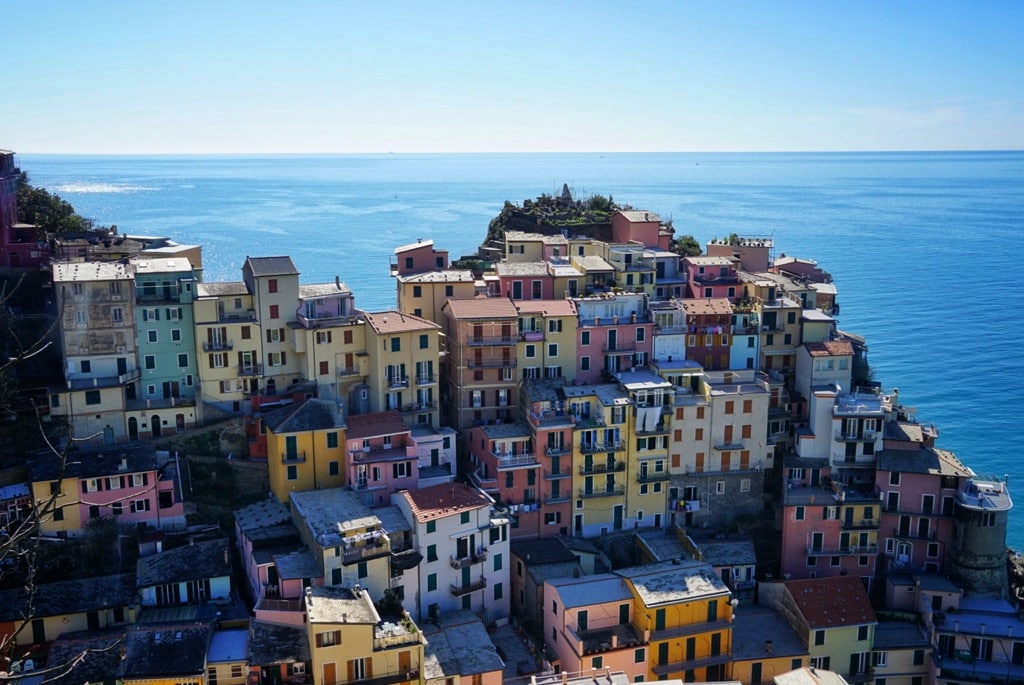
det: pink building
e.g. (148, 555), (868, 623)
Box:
(573, 293), (654, 383)
(346, 411), (419, 507)
(680, 297), (734, 370)
(234, 498), (311, 613)
(544, 573), (648, 680)
(682, 256), (743, 302)
(466, 422), (541, 532)
(0, 150), (48, 269)
(611, 210), (673, 250)
(496, 261), (557, 300)
(391, 238), (449, 276)
(28, 444), (186, 533)
(876, 425), (970, 575)
(779, 462), (881, 588)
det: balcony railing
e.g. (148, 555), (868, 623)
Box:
(650, 618), (734, 643)
(580, 440), (625, 454)
(544, 468), (572, 480)
(450, 577), (487, 596)
(415, 373), (436, 384)
(398, 402), (437, 414)
(520, 331), (545, 342)
(578, 485), (626, 499)
(337, 366), (364, 377)
(238, 363), (263, 376)
(842, 517), (879, 530)
(603, 342), (637, 354)
(467, 335), (516, 346)
(545, 445), (572, 457)
(892, 527), (937, 541)
(805, 544), (879, 555)
(467, 357), (516, 368)
(835, 430), (877, 443)
(579, 460), (625, 475)
(386, 376), (409, 389)
(282, 451), (306, 464)
(494, 452), (538, 469)
(202, 340), (233, 352)
(637, 470), (671, 483)
(343, 538), (390, 564)
(218, 308), (256, 323)
(449, 548), (488, 569)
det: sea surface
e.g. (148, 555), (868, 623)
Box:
(18, 151), (1024, 549)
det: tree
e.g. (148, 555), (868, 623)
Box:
(673, 234), (702, 257)
(15, 173), (93, 235)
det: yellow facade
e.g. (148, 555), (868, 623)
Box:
(364, 312), (442, 428)
(193, 288), (261, 409)
(31, 478), (82, 537)
(267, 425), (347, 504)
(396, 274), (476, 327)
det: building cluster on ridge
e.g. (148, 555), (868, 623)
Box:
(0, 149), (1019, 685)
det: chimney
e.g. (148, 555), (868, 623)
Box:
(765, 640), (774, 655)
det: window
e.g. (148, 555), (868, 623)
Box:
(286, 465), (298, 481)
(873, 651), (888, 667)
(392, 462), (410, 478)
(982, 512), (996, 526)
(427, 544), (438, 562)
(445, 285), (454, 296)
(427, 573), (437, 591)
(740, 478), (751, 492)
(426, 520), (436, 534)
(525, 344), (536, 358)
(715, 481), (725, 494)
(144, 355), (156, 370)
(267, 328), (283, 343)
(328, 461), (339, 476)
(858, 625), (869, 641)
(913, 649), (925, 665)
(413, 285), (422, 298)
(419, 333), (429, 349)
(814, 629), (825, 646)
(493, 582), (503, 601)
(85, 390), (101, 405)
(795, 506), (805, 520)
(241, 326), (251, 339)
(461, 511), (471, 524)
(269, 304), (279, 319)
(390, 337), (401, 352)
(889, 471), (901, 486)
(494, 552), (502, 571)
(547, 343), (558, 357)
(636, 327), (645, 342)
(268, 352), (286, 367)
(130, 499), (151, 513)
(171, 328), (182, 342)
(147, 330), (158, 343)
(268, 279), (278, 293)
(592, 657), (603, 669)
(178, 353), (189, 368)
(315, 630), (340, 647)
(581, 356), (590, 371)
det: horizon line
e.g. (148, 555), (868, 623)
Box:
(12, 148), (1024, 157)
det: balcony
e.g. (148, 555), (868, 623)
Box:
(636, 423), (670, 436)
(398, 402), (437, 414)
(386, 376), (409, 390)
(350, 446), (409, 463)
(467, 335), (516, 346)
(637, 470), (671, 484)
(202, 340), (233, 352)
(579, 460), (625, 475)
(544, 468), (572, 480)
(495, 452), (538, 469)
(842, 517), (879, 530)
(580, 440), (625, 454)
(337, 366), (365, 377)
(355, 670), (421, 685)
(545, 492), (572, 505)
(545, 445), (572, 457)
(467, 357), (516, 369)
(450, 577), (487, 596)
(449, 548), (488, 569)
(578, 485), (626, 499)
(891, 526), (937, 541)
(652, 651), (732, 676)
(650, 618), (734, 643)
(343, 535), (391, 564)
(415, 373), (436, 385)
(835, 430), (877, 443)
(282, 451), (306, 464)
(520, 331), (545, 342)
(66, 368), (142, 391)
(805, 544), (879, 555)
(218, 308), (256, 324)
(603, 342), (637, 354)
(238, 363), (263, 376)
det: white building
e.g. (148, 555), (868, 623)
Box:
(393, 482), (511, 623)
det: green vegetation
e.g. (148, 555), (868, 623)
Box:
(484, 188), (632, 246)
(16, 173), (96, 234)
(187, 455), (269, 530)
(673, 234), (702, 256)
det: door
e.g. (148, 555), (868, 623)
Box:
(322, 662), (336, 685)
(151, 414), (162, 437)
(117, 357), (127, 375)
(613, 505), (623, 531)
(128, 417), (139, 441)
(286, 436), (298, 460)
(176, 413), (185, 432)
(398, 651), (411, 678)
(607, 329), (617, 351)
(844, 507), (854, 527)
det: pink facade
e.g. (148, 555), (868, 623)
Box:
(779, 466), (880, 587)
(498, 271), (557, 300)
(0, 150), (49, 270)
(347, 412), (419, 507)
(611, 211), (664, 249)
(77, 468), (185, 531)
(682, 257), (743, 302)
(681, 298), (733, 370)
(575, 321), (655, 384)
(392, 240), (448, 276)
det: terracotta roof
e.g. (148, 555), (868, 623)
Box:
(681, 297), (733, 315)
(346, 411), (410, 440)
(401, 482), (491, 523)
(513, 299), (577, 317)
(364, 310), (440, 334)
(804, 340), (854, 357)
(444, 297), (519, 319)
(785, 576), (877, 628)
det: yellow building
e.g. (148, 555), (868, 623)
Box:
(264, 398), (347, 503)
(363, 311), (443, 429)
(305, 585), (424, 685)
(618, 370), (674, 531)
(242, 256), (303, 394)
(618, 560), (734, 682)
(395, 270), (476, 326)
(193, 281), (260, 415)
(513, 299), (578, 384)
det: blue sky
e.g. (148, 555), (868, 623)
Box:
(4, 1), (1022, 153)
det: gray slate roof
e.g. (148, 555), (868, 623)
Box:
(27, 444), (162, 481)
(422, 610), (504, 679)
(136, 538), (231, 588)
(245, 256), (298, 277)
(122, 623), (212, 678)
(264, 398), (346, 434)
(0, 574), (136, 621)
(249, 619), (310, 666)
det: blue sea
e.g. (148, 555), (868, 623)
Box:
(19, 151), (1024, 548)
